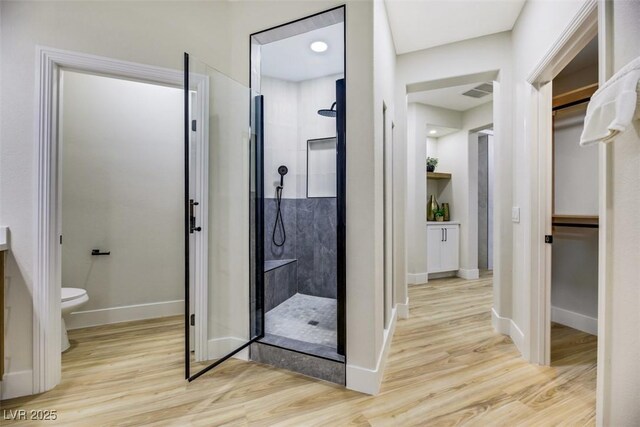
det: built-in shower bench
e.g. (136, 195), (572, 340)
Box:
(264, 259), (298, 312)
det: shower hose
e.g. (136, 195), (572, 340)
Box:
(272, 185), (286, 247)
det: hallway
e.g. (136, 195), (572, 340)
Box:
(2, 274), (596, 425)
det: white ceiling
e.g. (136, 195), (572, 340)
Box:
(425, 125), (459, 138)
(384, 0), (526, 55)
(409, 82), (493, 111)
(261, 23), (344, 82)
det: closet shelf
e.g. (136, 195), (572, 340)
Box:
(427, 172), (452, 180)
(552, 83), (598, 109)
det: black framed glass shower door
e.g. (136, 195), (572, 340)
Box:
(184, 53), (263, 380)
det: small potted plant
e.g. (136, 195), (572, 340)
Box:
(435, 208), (445, 222)
(426, 157), (438, 172)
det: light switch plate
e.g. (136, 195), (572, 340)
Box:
(512, 207), (520, 223)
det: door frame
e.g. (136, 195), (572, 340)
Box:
(248, 5), (348, 358)
(32, 47), (207, 394)
(525, 0), (598, 367)
(185, 57), (211, 366)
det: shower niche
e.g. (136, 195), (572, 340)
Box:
(250, 6), (346, 383)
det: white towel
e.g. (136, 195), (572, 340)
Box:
(580, 56), (640, 146)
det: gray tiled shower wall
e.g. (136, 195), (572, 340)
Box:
(264, 197), (337, 299)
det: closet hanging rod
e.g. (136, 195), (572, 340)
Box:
(552, 222), (599, 229)
(552, 97), (591, 111)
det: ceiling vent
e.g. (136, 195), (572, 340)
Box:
(462, 82), (493, 98)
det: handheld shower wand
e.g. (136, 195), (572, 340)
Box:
(277, 165), (288, 188)
(272, 165), (288, 247)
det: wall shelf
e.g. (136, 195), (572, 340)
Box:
(427, 172), (452, 180)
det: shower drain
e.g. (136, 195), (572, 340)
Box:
(308, 320), (319, 326)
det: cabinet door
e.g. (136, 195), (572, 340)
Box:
(427, 226), (443, 273)
(441, 226), (459, 272)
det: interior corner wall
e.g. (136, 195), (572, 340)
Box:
(417, 104), (463, 129)
(602, 2), (640, 424)
(510, 0), (595, 359)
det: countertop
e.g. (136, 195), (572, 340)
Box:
(427, 221), (460, 226)
(0, 227), (8, 251)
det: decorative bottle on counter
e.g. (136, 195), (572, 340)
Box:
(442, 203), (450, 221)
(427, 195), (439, 221)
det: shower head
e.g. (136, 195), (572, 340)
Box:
(317, 102), (337, 118)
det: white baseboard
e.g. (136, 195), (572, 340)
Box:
(491, 307), (511, 334)
(509, 319), (525, 355)
(407, 272), (428, 285)
(207, 337), (249, 361)
(491, 307), (525, 355)
(551, 306), (598, 336)
(346, 306), (397, 395)
(457, 268), (480, 280)
(1, 369), (33, 400)
(66, 300), (184, 330)
(397, 297), (409, 319)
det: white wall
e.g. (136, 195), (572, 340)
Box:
(554, 106), (598, 215)
(420, 104), (463, 129)
(357, 0), (397, 392)
(298, 75), (342, 197)
(262, 74), (341, 199)
(1, 0), (386, 397)
(553, 63), (598, 95)
(551, 104), (598, 334)
(262, 77), (300, 199)
(406, 103), (429, 282)
(60, 71), (183, 325)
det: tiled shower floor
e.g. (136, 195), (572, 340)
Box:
(265, 293), (337, 348)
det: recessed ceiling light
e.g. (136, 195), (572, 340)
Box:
(429, 129), (437, 135)
(310, 41), (328, 53)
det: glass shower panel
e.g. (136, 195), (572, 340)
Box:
(185, 54), (261, 380)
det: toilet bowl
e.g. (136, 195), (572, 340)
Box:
(61, 287), (89, 352)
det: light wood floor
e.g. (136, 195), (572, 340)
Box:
(2, 274), (596, 426)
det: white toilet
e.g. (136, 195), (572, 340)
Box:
(61, 287), (89, 352)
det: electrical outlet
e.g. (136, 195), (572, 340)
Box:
(512, 207), (520, 223)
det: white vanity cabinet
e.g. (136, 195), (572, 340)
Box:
(427, 222), (460, 273)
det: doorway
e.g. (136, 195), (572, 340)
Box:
(58, 70), (184, 364)
(477, 129), (494, 272)
(247, 6), (347, 384)
(547, 35), (599, 368)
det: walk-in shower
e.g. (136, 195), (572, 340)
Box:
(250, 6), (346, 384)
